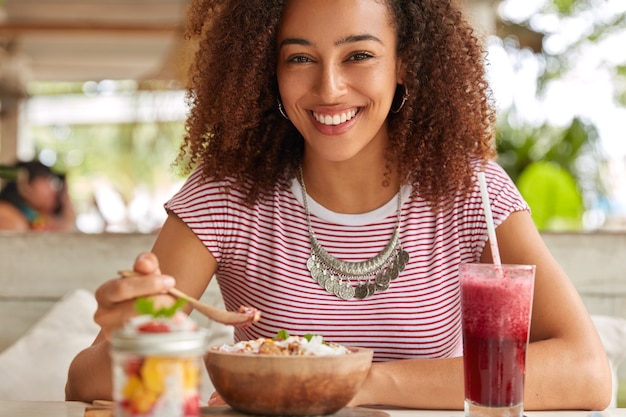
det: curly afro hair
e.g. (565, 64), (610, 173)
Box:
(179, 0), (496, 206)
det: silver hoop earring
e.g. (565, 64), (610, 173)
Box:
(391, 85), (409, 114)
(277, 99), (289, 120)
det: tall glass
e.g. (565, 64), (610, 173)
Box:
(459, 263), (535, 417)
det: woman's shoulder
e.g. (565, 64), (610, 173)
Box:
(469, 158), (511, 178)
(467, 158), (529, 221)
(466, 158), (520, 194)
(0, 201), (31, 231)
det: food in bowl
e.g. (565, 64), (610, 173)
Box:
(205, 331), (373, 416)
(213, 331), (352, 356)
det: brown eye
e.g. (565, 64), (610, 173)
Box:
(349, 52), (374, 61)
(288, 55), (313, 63)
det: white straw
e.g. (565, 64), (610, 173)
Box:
(478, 172), (502, 266)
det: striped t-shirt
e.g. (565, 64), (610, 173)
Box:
(166, 160), (528, 362)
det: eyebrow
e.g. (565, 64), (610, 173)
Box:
(337, 34), (383, 46)
(279, 34), (383, 48)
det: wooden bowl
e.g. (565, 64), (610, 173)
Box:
(204, 346), (374, 416)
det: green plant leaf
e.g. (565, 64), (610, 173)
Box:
(134, 297), (156, 315)
(517, 161), (584, 231)
(134, 296), (187, 318)
(552, 0), (576, 14)
(274, 329), (290, 341)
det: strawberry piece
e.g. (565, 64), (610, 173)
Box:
(137, 321), (170, 333)
(124, 357), (143, 376)
(184, 394), (200, 416)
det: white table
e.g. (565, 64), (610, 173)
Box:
(0, 402), (624, 417)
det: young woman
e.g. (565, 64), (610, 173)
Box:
(0, 160), (75, 231)
(66, 0), (611, 409)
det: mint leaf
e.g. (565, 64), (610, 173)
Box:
(274, 329), (290, 341)
(155, 298), (187, 318)
(135, 297), (156, 315)
(134, 296), (187, 318)
(273, 330), (326, 343)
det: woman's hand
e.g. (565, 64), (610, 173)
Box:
(93, 252), (176, 340)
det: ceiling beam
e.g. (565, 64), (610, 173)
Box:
(0, 22), (181, 36)
(5, 0), (189, 24)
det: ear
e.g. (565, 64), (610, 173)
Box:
(395, 57), (406, 85)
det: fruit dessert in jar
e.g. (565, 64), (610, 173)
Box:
(111, 297), (207, 417)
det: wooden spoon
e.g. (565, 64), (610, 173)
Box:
(118, 270), (261, 327)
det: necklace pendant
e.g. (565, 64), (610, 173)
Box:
(396, 250), (410, 272)
(309, 258), (328, 286)
(316, 269), (329, 287)
(366, 281), (377, 297)
(354, 283), (369, 299)
(376, 280), (390, 291)
(338, 280), (355, 300)
(375, 270), (389, 286)
(389, 264), (400, 281)
(324, 275), (337, 294)
(306, 255), (317, 271)
(375, 270), (391, 291)
(333, 279), (343, 298)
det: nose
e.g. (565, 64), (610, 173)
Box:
(313, 63), (347, 101)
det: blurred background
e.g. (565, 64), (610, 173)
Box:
(0, 0), (624, 233)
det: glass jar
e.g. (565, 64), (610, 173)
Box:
(111, 329), (207, 417)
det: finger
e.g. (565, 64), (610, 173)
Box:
(133, 252), (161, 276)
(96, 274), (175, 307)
(93, 299), (137, 339)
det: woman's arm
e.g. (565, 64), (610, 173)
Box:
(349, 210), (612, 410)
(65, 213), (217, 401)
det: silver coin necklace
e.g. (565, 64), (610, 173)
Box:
(299, 165), (410, 300)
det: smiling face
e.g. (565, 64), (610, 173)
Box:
(276, 0), (403, 165)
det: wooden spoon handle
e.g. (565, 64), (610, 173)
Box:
(117, 270), (261, 327)
(167, 287), (260, 326)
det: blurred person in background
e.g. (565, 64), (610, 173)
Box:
(0, 160), (76, 231)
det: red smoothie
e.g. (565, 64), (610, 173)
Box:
(460, 264), (535, 410)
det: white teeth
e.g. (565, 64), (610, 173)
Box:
(314, 109), (357, 126)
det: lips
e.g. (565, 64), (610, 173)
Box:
(312, 109), (358, 126)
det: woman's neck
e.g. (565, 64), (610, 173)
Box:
(299, 160), (399, 214)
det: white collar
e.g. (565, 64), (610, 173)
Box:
(290, 177), (411, 226)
